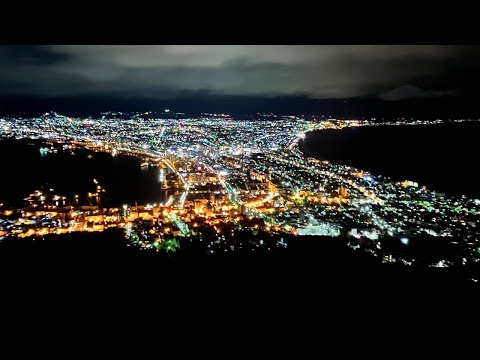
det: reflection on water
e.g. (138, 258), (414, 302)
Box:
(0, 139), (171, 207)
(159, 168), (166, 183)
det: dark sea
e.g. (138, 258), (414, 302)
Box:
(0, 139), (169, 207)
(301, 121), (480, 198)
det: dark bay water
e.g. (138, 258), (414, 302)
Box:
(302, 122), (480, 198)
(0, 139), (169, 206)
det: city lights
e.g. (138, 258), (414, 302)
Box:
(0, 111), (479, 268)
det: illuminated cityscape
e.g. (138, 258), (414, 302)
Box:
(0, 111), (479, 281)
(2, 44), (480, 308)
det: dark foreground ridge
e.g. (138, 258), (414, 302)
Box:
(1, 229), (478, 319)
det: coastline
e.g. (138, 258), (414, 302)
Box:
(300, 121), (480, 199)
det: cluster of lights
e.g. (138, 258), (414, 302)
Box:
(0, 112), (479, 269)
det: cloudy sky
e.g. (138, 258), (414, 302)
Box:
(0, 45), (479, 114)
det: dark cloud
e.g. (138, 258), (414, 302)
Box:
(0, 45), (70, 66)
(0, 45), (478, 101)
(378, 85), (456, 101)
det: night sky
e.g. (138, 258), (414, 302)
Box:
(1, 45), (480, 117)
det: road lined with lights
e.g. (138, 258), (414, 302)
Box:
(1, 112), (479, 270)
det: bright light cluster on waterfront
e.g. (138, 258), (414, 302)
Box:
(0, 111), (479, 271)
